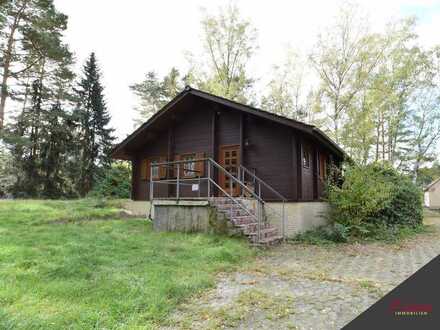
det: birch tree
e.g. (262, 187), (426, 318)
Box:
(309, 3), (384, 143)
(407, 87), (440, 181)
(261, 49), (310, 120)
(191, 3), (257, 103)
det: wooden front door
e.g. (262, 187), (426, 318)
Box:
(219, 145), (240, 196)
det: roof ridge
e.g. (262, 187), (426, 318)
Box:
(186, 86), (315, 129)
(112, 86), (346, 159)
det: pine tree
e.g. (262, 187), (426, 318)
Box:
(75, 53), (114, 196)
(9, 79), (44, 197)
(0, 0), (69, 128)
(130, 67), (183, 125)
(40, 102), (75, 198)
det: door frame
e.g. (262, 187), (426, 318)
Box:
(218, 144), (241, 196)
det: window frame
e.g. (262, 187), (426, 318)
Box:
(180, 153), (197, 178)
(149, 157), (161, 180)
(302, 146), (311, 169)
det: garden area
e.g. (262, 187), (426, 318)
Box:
(0, 199), (253, 329)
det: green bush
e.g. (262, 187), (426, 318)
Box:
(89, 162), (131, 198)
(293, 223), (349, 244)
(327, 163), (423, 239)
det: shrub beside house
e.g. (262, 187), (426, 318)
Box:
(296, 164), (424, 243)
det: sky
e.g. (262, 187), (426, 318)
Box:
(53, 0), (440, 142)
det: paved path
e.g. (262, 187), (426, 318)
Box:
(164, 216), (440, 329)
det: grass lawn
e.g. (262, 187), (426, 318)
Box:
(0, 199), (253, 329)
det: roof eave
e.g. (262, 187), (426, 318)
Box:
(111, 88), (192, 159)
(312, 128), (347, 160)
(112, 86), (348, 161)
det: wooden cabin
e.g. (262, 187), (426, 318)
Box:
(112, 86), (345, 203)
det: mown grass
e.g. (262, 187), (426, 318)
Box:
(0, 199), (253, 329)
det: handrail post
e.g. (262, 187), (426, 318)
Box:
(176, 164), (180, 199)
(282, 200), (286, 240)
(238, 166), (241, 197)
(207, 160), (210, 198)
(258, 182), (261, 199)
(229, 175), (233, 219)
(149, 164), (154, 202)
(230, 171), (233, 196)
(257, 201), (261, 243)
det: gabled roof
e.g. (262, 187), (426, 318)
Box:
(425, 177), (440, 192)
(112, 86), (346, 159)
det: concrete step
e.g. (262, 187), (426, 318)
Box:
(252, 235), (283, 246)
(218, 208), (254, 218)
(246, 227), (278, 237)
(210, 199), (235, 206)
(237, 222), (271, 233)
(232, 215), (257, 225)
(214, 203), (245, 210)
(211, 199), (282, 247)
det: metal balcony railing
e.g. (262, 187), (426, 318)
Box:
(149, 158), (286, 241)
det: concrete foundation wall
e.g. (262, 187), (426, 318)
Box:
(266, 202), (329, 237)
(152, 200), (229, 234)
(122, 199), (329, 238)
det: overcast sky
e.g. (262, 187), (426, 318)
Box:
(53, 0), (440, 142)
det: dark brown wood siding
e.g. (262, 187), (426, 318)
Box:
(217, 109), (241, 146)
(133, 130), (169, 200)
(173, 106), (212, 154)
(129, 98), (341, 202)
(243, 115), (295, 201)
(172, 105), (212, 198)
(132, 104), (213, 200)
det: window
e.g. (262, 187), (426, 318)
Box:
(302, 147), (310, 168)
(150, 158), (160, 179)
(175, 153), (204, 178)
(181, 153), (196, 177)
(141, 157), (166, 180)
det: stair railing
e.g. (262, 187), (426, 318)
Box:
(239, 165), (287, 240)
(207, 158), (270, 242)
(151, 158), (286, 242)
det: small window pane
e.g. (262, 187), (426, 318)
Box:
(182, 154), (196, 177)
(303, 148), (310, 168)
(151, 159), (159, 178)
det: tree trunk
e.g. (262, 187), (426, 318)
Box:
(0, 28), (16, 129)
(0, 1), (29, 129)
(381, 114), (385, 162)
(375, 120), (380, 162)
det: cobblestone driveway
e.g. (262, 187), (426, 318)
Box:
(164, 216), (440, 329)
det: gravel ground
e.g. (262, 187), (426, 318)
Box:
(163, 215), (440, 330)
